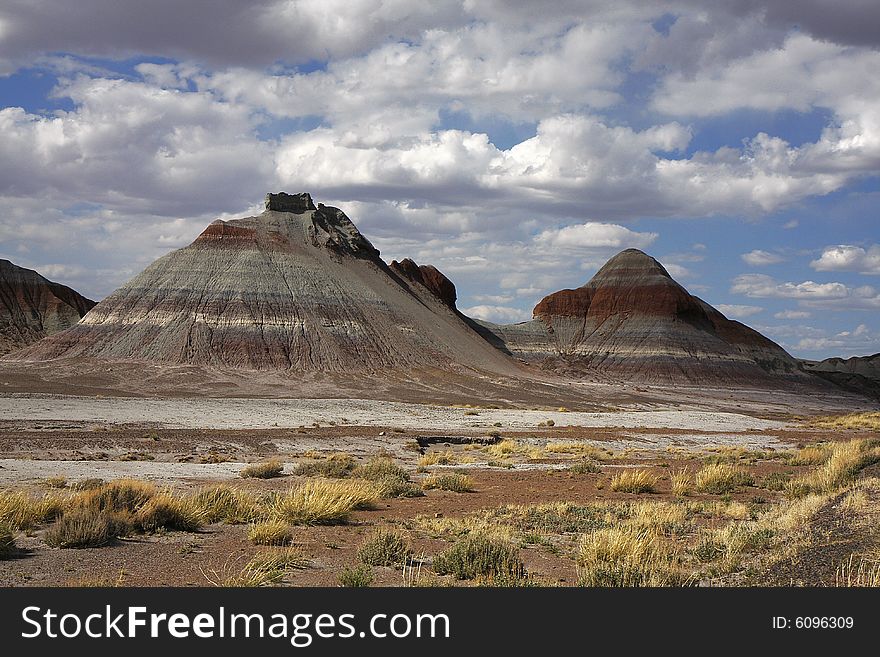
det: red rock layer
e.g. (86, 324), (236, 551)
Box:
(481, 249), (806, 384)
(389, 258), (457, 308)
(11, 193), (516, 376)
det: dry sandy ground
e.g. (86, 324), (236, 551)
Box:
(0, 394), (789, 431)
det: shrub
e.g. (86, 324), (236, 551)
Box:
(44, 508), (125, 548)
(295, 453), (357, 478)
(241, 459), (284, 479)
(762, 472), (791, 491)
(694, 463), (754, 494)
(0, 524), (15, 559)
(357, 529), (412, 566)
(610, 469), (658, 494)
(248, 520), (293, 546)
(421, 473), (473, 492)
(43, 476), (67, 489)
(569, 459), (601, 474)
(433, 535), (525, 580)
(271, 479), (382, 525)
(338, 564), (374, 587)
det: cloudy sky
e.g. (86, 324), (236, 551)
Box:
(0, 1), (878, 359)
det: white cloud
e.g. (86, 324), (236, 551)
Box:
(811, 244), (880, 274)
(715, 304), (763, 319)
(459, 304), (532, 324)
(731, 274), (880, 311)
(741, 249), (785, 266)
(774, 310), (811, 319)
(0, 76), (274, 217)
(731, 274), (850, 299)
(534, 223), (657, 249)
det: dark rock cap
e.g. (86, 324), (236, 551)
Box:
(265, 192), (316, 214)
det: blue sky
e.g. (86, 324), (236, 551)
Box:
(0, 1), (878, 359)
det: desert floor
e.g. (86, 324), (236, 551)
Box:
(1, 388), (878, 588)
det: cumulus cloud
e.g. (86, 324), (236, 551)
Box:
(459, 304), (532, 324)
(731, 274), (880, 311)
(741, 250), (785, 266)
(730, 274), (850, 299)
(534, 223), (657, 249)
(811, 245), (880, 274)
(774, 310), (811, 319)
(715, 304), (763, 319)
(0, 1), (876, 361)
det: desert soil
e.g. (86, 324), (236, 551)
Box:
(0, 382), (875, 587)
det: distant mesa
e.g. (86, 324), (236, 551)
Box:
(6, 193), (866, 395)
(12, 192), (516, 375)
(801, 353), (880, 400)
(0, 259), (95, 356)
(477, 249), (806, 385)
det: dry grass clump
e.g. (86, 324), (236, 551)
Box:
(338, 564), (374, 587)
(489, 502), (605, 535)
(295, 453), (356, 478)
(694, 463), (754, 494)
(789, 444), (832, 466)
(240, 459), (284, 479)
(421, 473), (473, 493)
(569, 459), (602, 474)
(418, 450), (457, 467)
(357, 529), (412, 566)
(790, 439), (880, 495)
(271, 478), (382, 525)
(671, 469), (691, 496)
(486, 440), (521, 459)
(433, 535), (525, 581)
(625, 501), (690, 537)
(77, 479), (158, 514)
(134, 493), (205, 532)
(707, 522), (774, 571)
(43, 476), (68, 489)
(0, 523), (15, 559)
(353, 457), (423, 498)
(44, 508), (125, 548)
(610, 469), (658, 494)
(0, 490), (64, 530)
(248, 519), (294, 545)
(806, 412), (880, 430)
(577, 527), (686, 587)
(189, 485), (264, 524)
(220, 548), (309, 587)
(835, 556), (880, 587)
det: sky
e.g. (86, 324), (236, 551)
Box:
(0, 1), (878, 360)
